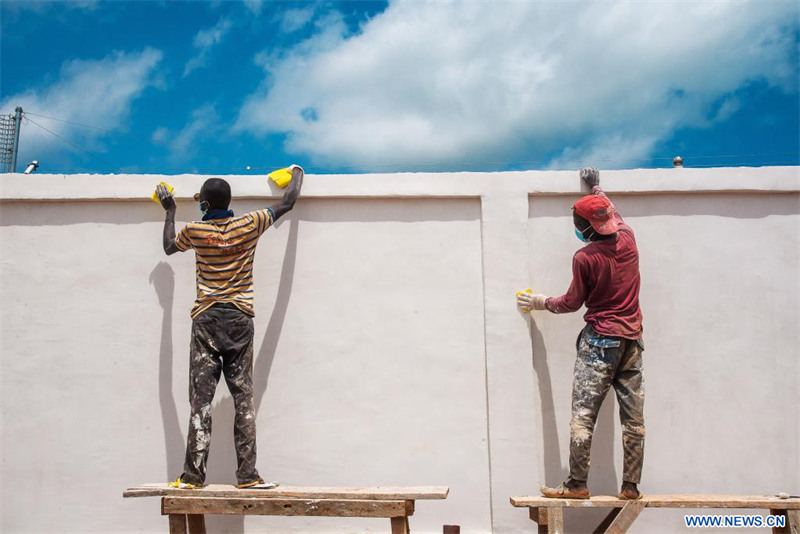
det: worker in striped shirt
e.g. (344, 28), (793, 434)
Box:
(156, 165), (303, 489)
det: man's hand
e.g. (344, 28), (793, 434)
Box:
(579, 167), (600, 188)
(517, 292), (548, 312)
(156, 184), (176, 212)
(269, 164), (304, 222)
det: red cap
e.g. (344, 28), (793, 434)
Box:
(573, 195), (619, 235)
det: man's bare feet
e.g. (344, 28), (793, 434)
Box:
(619, 481), (642, 500)
(540, 478), (590, 499)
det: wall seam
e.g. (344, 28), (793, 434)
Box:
(479, 194), (495, 533)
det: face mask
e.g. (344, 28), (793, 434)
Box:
(199, 200), (210, 215)
(575, 228), (589, 243)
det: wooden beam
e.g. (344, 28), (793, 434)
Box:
(186, 514), (206, 534)
(167, 514), (186, 534)
(162, 497), (412, 518)
(594, 509), (621, 534)
(604, 501), (645, 534)
(391, 516), (410, 534)
(546, 507), (563, 534)
(529, 507), (549, 534)
(125, 484), (449, 500)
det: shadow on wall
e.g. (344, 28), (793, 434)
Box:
(150, 262), (184, 483)
(528, 318), (619, 532)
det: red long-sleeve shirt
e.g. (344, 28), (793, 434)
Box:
(545, 187), (643, 339)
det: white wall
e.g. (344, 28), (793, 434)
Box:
(1, 167), (798, 533)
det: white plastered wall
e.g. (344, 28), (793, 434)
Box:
(1, 167), (798, 533)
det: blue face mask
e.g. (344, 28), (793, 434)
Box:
(575, 228), (589, 243)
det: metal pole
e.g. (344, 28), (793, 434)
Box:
(11, 106), (23, 173)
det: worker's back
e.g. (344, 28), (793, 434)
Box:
(175, 209), (274, 318)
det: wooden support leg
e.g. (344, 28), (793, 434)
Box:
(787, 510), (800, 534)
(545, 507), (564, 534)
(604, 501), (645, 534)
(168, 514), (187, 534)
(594, 508), (622, 534)
(529, 507), (549, 534)
(769, 509), (799, 534)
(442, 526), (460, 534)
(391, 516), (410, 534)
(186, 514), (206, 534)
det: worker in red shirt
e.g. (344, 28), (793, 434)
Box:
(518, 167), (644, 500)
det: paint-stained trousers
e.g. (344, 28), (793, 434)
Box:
(569, 325), (645, 484)
(181, 304), (261, 486)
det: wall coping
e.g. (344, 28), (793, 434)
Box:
(0, 166), (797, 201)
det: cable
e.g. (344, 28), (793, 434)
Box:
(23, 110), (197, 150)
(24, 116), (120, 171)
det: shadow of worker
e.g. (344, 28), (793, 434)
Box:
(528, 318), (618, 532)
(150, 261), (184, 483)
(202, 214), (300, 534)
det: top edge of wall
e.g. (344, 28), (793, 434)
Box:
(0, 166), (798, 201)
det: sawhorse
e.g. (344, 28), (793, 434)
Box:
(510, 494), (800, 534)
(124, 484), (449, 533)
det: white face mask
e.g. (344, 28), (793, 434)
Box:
(199, 200), (210, 214)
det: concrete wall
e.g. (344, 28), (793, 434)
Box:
(1, 167), (798, 533)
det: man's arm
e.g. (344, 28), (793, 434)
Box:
(156, 184), (180, 256)
(268, 165), (304, 222)
(517, 255), (589, 314)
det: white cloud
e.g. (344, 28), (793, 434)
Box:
(235, 1), (799, 171)
(0, 48), (163, 170)
(280, 6), (315, 33)
(154, 103), (222, 162)
(183, 17), (233, 77)
(243, 0), (265, 16)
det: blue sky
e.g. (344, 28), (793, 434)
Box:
(1, 0), (798, 175)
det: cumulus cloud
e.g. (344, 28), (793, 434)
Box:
(153, 103), (222, 162)
(243, 0), (265, 16)
(279, 6), (315, 33)
(184, 17), (233, 77)
(0, 48), (163, 170)
(235, 1), (799, 170)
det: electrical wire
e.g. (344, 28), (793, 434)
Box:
(24, 116), (120, 171)
(23, 110), (197, 150)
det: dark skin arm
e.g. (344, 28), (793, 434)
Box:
(267, 165), (304, 221)
(156, 184), (180, 256)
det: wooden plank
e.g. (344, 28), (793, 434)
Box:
(546, 507), (563, 534)
(786, 509), (799, 534)
(186, 514), (206, 534)
(510, 495), (800, 509)
(604, 501), (645, 534)
(770, 509), (799, 534)
(391, 516), (409, 534)
(593, 509), (621, 534)
(168, 514), (186, 534)
(529, 507), (549, 534)
(529, 507), (547, 524)
(162, 497), (411, 518)
(125, 484), (448, 500)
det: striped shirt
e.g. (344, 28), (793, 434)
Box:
(175, 209), (274, 319)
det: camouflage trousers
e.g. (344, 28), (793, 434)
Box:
(181, 304), (261, 486)
(569, 325), (645, 484)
